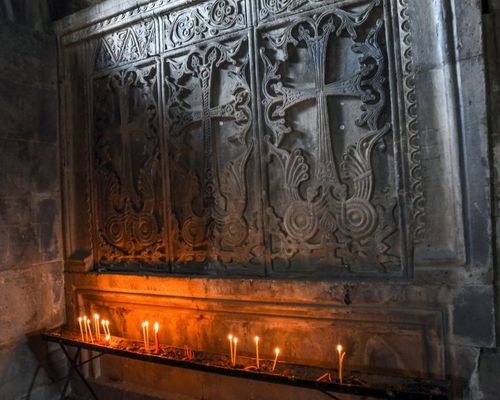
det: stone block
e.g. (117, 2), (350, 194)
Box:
(4, 225), (40, 270)
(0, 262), (65, 345)
(0, 196), (31, 226)
(452, 286), (495, 347)
(477, 350), (500, 400)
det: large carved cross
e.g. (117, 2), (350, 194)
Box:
(170, 46), (242, 209)
(274, 21), (363, 195)
(114, 75), (146, 208)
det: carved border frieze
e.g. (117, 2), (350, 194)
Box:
(398, 0), (425, 243)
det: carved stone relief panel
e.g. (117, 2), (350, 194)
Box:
(92, 61), (167, 269)
(73, 0), (420, 277)
(258, 0), (406, 276)
(164, 33), (264, 274)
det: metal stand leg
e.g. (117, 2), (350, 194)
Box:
(59, 344), (100, 400)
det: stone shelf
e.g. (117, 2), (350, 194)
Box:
(42, 329), (449, 400)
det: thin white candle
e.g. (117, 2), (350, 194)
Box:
(86, 319), (94, 343)
(145, 321), (149, 351)
(272, 347), (280, 372)
(94, 314), (100, 340)
(255, 336), (260, 368)
(142, 322), (146, 349)
(228, 334), (233, 364)
(83, 316), (88, 341)
(232, 337), (238, 367)
(78, 317), (84, 341)
(337, 344), (346, 384)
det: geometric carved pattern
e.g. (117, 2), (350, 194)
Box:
(92, 62), (166, 266)
(95, 19), (156, 71)
(86, 0), (419, 277)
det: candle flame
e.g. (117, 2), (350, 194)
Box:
(275, 347), (280, 356)
(154, 322), (159, 333)
(145, 321), (149, 327)
(83, 316), (87, 321)
(228, 334), (233, 340)
(106, 334), (110, 341)
(78, 317), (82, 322)
(337, 344), (343, 353)
(233, 337), (238, 344)
(94, 313), (99, 319)
(254, 336), (259, 343)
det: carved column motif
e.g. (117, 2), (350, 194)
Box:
(92, 62), (167, 268)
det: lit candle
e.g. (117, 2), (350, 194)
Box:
(254, 336), (260, 368)
(232, 337), (238, 367)
(105, 320), (110, 336)
(78, 317), (84, 341)
(154, 322), (159, 352)
(145, 321), (150, 352)
(86, 319), (94, 343)
(83, 316), (88, 341)
(337, 344), (346, 384)
(94, 314), (100, 340)
(105, 334), (110, 346)
(142, 322), (146, 349)
(272, 347), (280, 372)
(228, 334), (233, 364)
(101, 320), (107, 337)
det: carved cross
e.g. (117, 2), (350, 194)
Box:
(169, 46), (242, 209)
(113, 73), (146, 208)
(274, 20), (363, 195)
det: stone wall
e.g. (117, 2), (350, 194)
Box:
(56, 0), (497, 399)
(479, 1), (500, 398)
(0, 2), (65, 399)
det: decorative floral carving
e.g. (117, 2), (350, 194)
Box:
(164, 0), (246, 50)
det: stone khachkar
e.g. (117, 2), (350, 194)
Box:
(84, 0), (418, 278)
